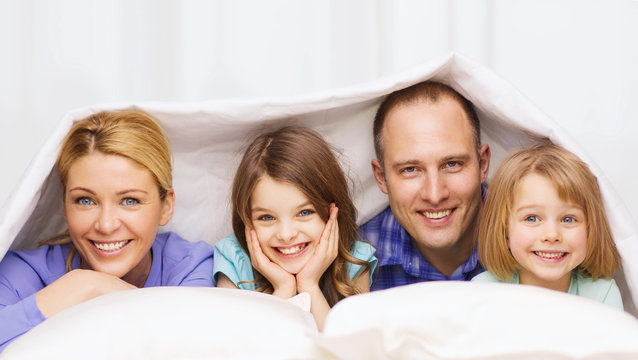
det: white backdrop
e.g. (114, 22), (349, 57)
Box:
(1, 0), (637, 222)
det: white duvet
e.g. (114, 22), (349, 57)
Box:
(1, 53), (638, 359)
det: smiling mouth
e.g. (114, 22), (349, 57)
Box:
(92, 240), (131, 252)
(534, 251), (566, 259)
(421, 209), (452, 219)
(277, 243), (309, 255)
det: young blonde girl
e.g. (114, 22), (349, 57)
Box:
(214, 126), (377, 329)
(473, 142), (622, 309)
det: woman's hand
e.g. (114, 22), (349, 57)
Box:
(245, 227), (297, 298)
(35, 269), (136, 318)
(296, 204), (339, 293)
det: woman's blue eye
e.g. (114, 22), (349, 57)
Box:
(122, 198), (139, 206)
(298, 209), (314, 217)
(524, 215), (538, 222)
(258, 214), (275, 221)
(76, 197), (94, 206)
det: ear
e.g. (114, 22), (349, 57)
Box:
(158, 189), (175, 226)
(478, 144), (491, 184)
(371, 159), (389, 194)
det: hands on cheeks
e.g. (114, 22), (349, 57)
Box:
(245, 204), (339, 299)
(245, 227), (297, 298)
(296, 204), (339, 294)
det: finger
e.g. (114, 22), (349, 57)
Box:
(317, 212), (334, 249)
(245, 227), (256, 257)
(328, 208), (339, 258)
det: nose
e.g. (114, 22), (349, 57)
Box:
(419, 172), (449, 205)
(542, 222), (561, 242)
(94, 205), (121, 234)
(276, 219), (298, 243)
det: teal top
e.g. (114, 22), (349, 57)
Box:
(213, 235), (378, 290)
(472, 270), (623, 310)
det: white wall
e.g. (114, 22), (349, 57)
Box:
(1, 0), (637, 222)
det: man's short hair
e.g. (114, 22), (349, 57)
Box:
(373, 81), (481, 166)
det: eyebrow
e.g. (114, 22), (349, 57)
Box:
(391, 154), (472, 168)
(68, 187), (148, 196)
(251, 201), (314, 213)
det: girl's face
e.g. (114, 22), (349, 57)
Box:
(250, 175), (325, 274)
(507, 172), (588, 292)
(63, 152), (174, 286)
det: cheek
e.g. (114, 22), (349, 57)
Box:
(506, 225), (528, 253)
(305, 220), (326, 242)
(64, 209), (93, 235)
(451, 173), (480, 198)
(386, 177), (420, 202)
(253, 225), (274, 245)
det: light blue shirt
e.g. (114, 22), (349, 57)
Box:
(472, 270), (623, 310)
(213, 235), (377, 290)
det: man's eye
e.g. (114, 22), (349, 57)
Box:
(402, 166), (416, 173)
(445, 161), (459, 168)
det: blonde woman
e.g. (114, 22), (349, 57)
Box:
(0, 111), (214, 351)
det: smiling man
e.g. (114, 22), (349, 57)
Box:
(362, 81), (490, 290)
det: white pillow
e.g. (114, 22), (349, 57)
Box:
(1, 287), (320, 360)
(315, 282), (638, 359)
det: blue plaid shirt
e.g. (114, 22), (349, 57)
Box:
(361, 206), (483, 291)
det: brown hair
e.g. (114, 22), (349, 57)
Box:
(231, 126), (371, 306)
(478, 142), (620, 280)
(43, 110), (173, 271)
(373, 80), (481, 166)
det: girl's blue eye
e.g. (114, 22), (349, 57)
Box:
(76, 197), (94, 206)
(122, 198), (139, 206)
(524, 215), (539, 222)
(258, 214), (275, 221)
(298, 209), (314, 217)
(562, 216), (576, 223)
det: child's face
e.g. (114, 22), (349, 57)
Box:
(250, 175), (326, 274)
(507, 173), (588, 291)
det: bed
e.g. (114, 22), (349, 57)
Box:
(1, 53), (637, 359)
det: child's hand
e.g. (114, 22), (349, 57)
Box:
(245, 227), (297, 298)
(296, 204), (339, 293)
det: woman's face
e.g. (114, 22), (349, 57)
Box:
(63, 151), (174, 286)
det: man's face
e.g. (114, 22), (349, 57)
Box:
(372, 98), (490, 256)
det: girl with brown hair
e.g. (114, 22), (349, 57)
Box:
(214, 126), (377, 330)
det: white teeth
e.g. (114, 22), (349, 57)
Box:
(534, 251), (565, 259)
(278, 243), (307, 255)
(423, 209), (451, 219)
(94, 240), (129, 252)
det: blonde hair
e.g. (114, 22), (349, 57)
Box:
(42, 110), (173, 271)
(57, 110), (172, 199)
(231, 126), (371, 306)
(478, 142), (619, 280)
